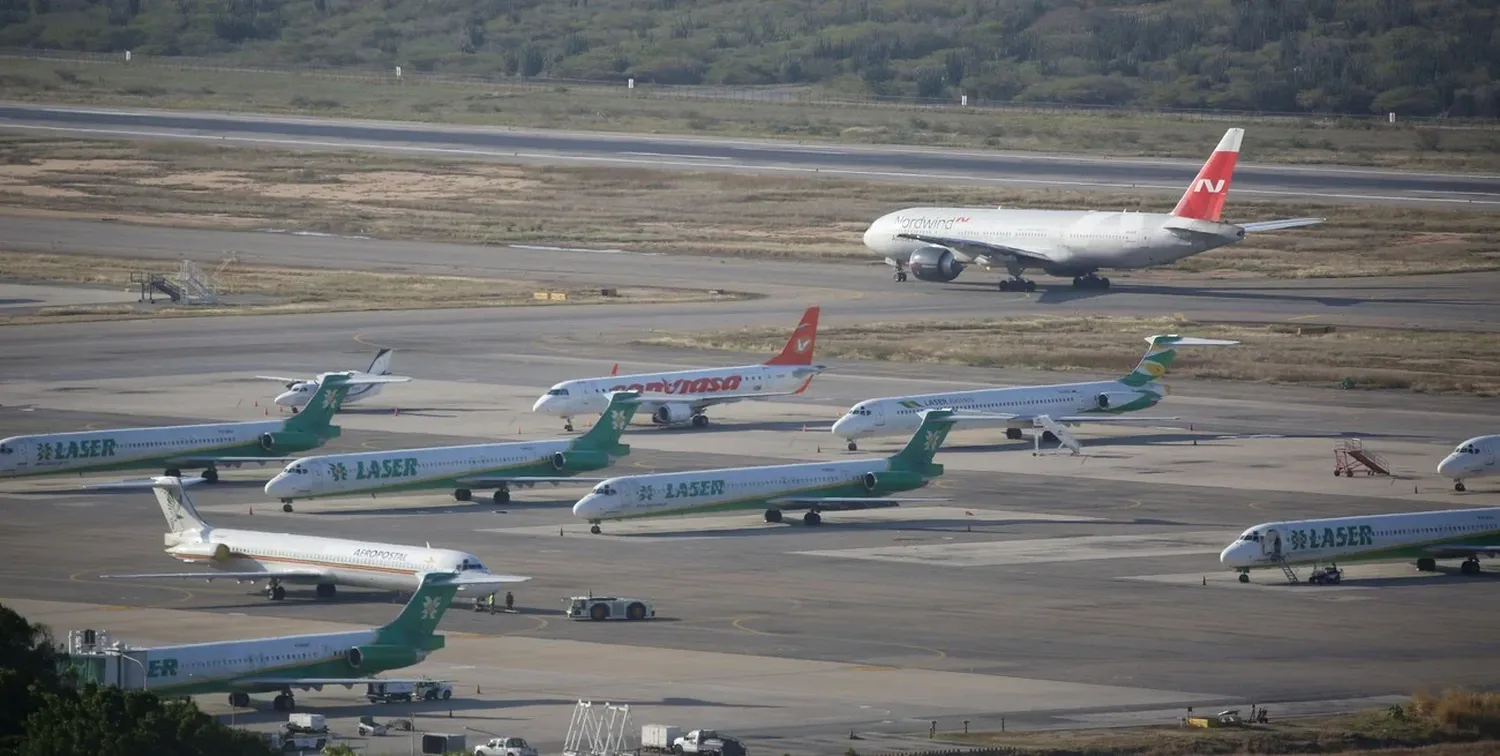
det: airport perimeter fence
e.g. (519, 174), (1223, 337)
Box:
(5, 46), (1498, 130)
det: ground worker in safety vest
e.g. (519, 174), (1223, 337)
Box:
(486, 593), (496, 615)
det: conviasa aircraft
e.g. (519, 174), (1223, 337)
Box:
(532, 306), (825, 431)
(572, 409), (957, 533)
(256, 347), (412, 411)
(101, 478), (528, 601)
(77, 571), (465, 712)
(831, 334), (1235, 451)
(1437, 434), (1498, 492)
(863, 128), (1325, 291)
(0, 375), (393, 483)
(1221, 507), (1500, 584)
(265, 391), (641, 511)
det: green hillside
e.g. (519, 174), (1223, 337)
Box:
(2, 0), (1496, 117)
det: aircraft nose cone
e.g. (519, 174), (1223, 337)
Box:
(532, 394), (553, 413)
(1220, 542), (1249, 566)
(264, 474), (288, 496)
(572, 495), (597, 518)
(274, 391), (298, 406)
(1437, 454), (1460, 478)
(831, 414), (854, 437)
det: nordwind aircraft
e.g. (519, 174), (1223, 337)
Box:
(831, 334), (1235, 451)
(0, 374), (393, 483)
(1221, 507), (1500, 584)
(862, 127), (1325, 291)
(572, 409), (957, 533)
(255, 347), (412, 411)
(265, 391), (642, 512)
(1437, 434), (1498, 492)
(86, 571), (465, 712)
(101, 478), (528, 601)
(532, 306), (825, 431)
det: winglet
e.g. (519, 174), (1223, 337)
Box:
(1171, 128), (1243, 222)
(764, 306), (820, 366)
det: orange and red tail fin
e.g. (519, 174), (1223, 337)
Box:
(1171, 128), (1243, 222)
(609, 363), (619, 376)
(764, 306), (820, 366)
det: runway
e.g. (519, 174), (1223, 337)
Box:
(3, 103), (1499, 207)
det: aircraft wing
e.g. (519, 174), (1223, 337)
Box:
(86, 476), (211, 490)
(167, 455), (303, 465)
(99, 570), (326, 581)
(454, 475), (605, 487)
(254, 374), (306, 384)
(1239, 217), (1325, 232)
(766, 496), (950, 512)
(940, 411), (1179, 426)
(895, 233), (1057, 265)
(1425, 545), (1500, 558)
(233, 677), (449, 691)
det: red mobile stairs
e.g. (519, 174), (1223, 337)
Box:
(1334, 438), (1390, 477)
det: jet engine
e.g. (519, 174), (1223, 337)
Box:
(551, 450), (610, 472)
(907, 246), (964, 282)
(651, 404), (694, 425)
(258, 431), (320, 454)
(346, 645), (421, 670)
(166, 542), (232, 561)
(862, 470), (926, 493)
(1095, 392), (1140, 411)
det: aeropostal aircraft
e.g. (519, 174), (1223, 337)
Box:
(831, 335), (1235, 451)
(532, 306), (825, 430)
(1437, 434), (1498, 491)
(572, 409), (957, 533)
(1221, 507), (1500, 583)
(265, 391), (642, 512)
(256, 348), (412, 411)
(101, 478), (528, 601)
(86, 572), (463, 712)
(862, 127), (1325, 291)
(0, 375), (393, 482)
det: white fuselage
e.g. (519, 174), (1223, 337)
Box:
(0, 420), (284, 478)
(1438, 435), (1500, 483)
(574, 458), (901, 521)
(1221, 507), (1500, 569)
(136, 627), (381, 694)
(165, 527), (488, 591)
(863, 207), (1242, 275)
(533, 364), (813, 419)
(832, 380), (1157, 440)
(277, 373), (384, 408)
(264, 439), (575, 499)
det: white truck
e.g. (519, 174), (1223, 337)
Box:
(564, 595), (655, 621)
(365, 680), (454, 702)
(473, 735), (539, 756)
(282, 712), (327, 734)
(641, 725), (746, 756)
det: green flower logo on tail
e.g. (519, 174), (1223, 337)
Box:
(611, 409), (628, 431)
(421, 595), (443, 620)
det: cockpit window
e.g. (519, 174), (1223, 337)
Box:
(592, 484), (617, 496)
(548, 388), (570, 396)
(0, 444), (11, 454)
(1239, 531), (1261, 542)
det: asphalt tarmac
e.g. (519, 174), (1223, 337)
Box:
(2, 103), (1498, 208)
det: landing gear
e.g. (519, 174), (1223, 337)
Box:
(564, 420), (574, 432)
(1072, 274), (1111, 290)
(997, 278), (1036, 292)
(1461, 558), (1483, 575)
(1005, 428), (1024, 441)
(164, 467), (182, 478)
(764, 509), (783, 524)
(589, 524), (602, 535)
(201, 467), (219, 483)
(454, 489), (472, 502)
(272, 693), (296, 712)
(893, 269), (908, 282)
(290, 406), (299, 414)
(847, 441), (858, 451)
(493, 487), (510, 504)
(691, 414), (709, 428)
(1416, 557), (1437, 572)
(1456, 481), (1467, 492)
(803, 511), (822, 527)
(228, 692), (250, 708)
(315, 583), (336, 599)
(281, 500), (294, 513)
(268, 582), (287, 601)
(1237, 571), (1250, 584)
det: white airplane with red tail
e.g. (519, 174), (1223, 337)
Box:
(532, 307), (825, 430)
(862, 128), (1324, 291)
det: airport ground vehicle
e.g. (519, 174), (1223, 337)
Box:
(473, 736), (539, 756)
(366, 680), (454, 702)
(283, 713), (327, 734)
(642, 725), (746, 756)
(564, 595), (655, 621)
(1308, 566), (1343, 585)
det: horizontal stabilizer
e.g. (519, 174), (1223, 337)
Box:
(100, 570), (325, 581)
(1239, 217), (1326, 233)
(1144, 336), (1239, 347)
(435, 571), (531, 586)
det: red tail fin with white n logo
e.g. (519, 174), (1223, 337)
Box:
(1171, 128), (1243, 222)
(764, 306), (820, 366)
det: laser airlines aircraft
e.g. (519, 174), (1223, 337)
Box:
(1437, 435), (1498, 491)
(863, 128), (1324, 291)
(573, 409), (956, 533)
(265, 391), (642, 512)
(831, 335), (1234, 451)
(256, 348), (412, 411)
(0, 375), (392, 483)
(101, 478), (528, 601)
(1221, 507), (1500, 584)
(532, 306), (825, 431)
(81, 572), (464, 711)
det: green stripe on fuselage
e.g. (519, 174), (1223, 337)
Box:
(302, 457), (566, 499)
(601, 479), (875, 521)
(10, 438), (276, 479)
(1268, 529), (1500, 567)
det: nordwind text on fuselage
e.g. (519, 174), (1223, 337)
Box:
(894, 215), (971, 232)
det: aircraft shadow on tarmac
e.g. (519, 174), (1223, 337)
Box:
(607, 514), (1194, 540)
(1280, 566), (1500, 589)
(641, 419), (828, 435)
(934, 279), (1482, 309)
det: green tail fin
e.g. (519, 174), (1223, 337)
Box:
(572, 391), (642, 454)
(888, 409), (957, 475)
(282, 375), (354, 434)
(375, 573), (461, 646)
(1119, 334), (1238, 388)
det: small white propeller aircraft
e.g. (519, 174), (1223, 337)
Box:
(256, 348), (411, 412)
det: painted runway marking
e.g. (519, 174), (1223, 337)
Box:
(795, 530), (1231, 567)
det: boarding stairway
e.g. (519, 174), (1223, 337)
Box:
(131, 272), (183, 303)
(130, 260), (220, 305)
(1273, 556), (1298, 584)
(1334, 438), (1390, 477)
